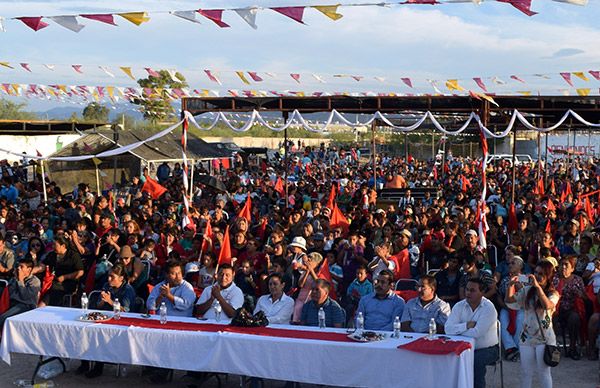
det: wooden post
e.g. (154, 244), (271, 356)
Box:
(41, 160), (48, 204)
(372, 121), (376, 189)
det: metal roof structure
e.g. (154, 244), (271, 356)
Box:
(0, 120), (107, 135)
(182, 95), (600, 131)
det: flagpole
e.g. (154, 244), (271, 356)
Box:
(95, 164), (101, 196)
(189, 159), (195, 199)
(40, 160), (48, 204)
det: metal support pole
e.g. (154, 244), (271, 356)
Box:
(537, 131), (541, 180)
(432, 131), (435, 160)
(372, 121), (376, 189)
(404, 133), (408, 161)
(189, 159), (195, 199)
(40, 160), (48, 204)
(511, 127), (517, 205)
(284, 112), (289, 208)
(544, 132), (549, 187)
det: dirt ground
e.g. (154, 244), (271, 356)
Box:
(0, 351), (597, 387)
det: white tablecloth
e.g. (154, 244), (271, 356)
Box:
(1, 307), (474, 388)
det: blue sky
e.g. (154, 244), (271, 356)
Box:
(0, 1), (599, 111)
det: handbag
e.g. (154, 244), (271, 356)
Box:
(534, 309), (560, 367)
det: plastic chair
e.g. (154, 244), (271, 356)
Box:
(395, 278), (418, 291)
(427, 269), (441, 276)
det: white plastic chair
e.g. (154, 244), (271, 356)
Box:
(395, 278), (418, 291)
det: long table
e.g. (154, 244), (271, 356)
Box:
(1, 307), (474, 388)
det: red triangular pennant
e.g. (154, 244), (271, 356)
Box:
(197, 9), (230, 27)
(17, 17), (49, 31)
(271, 6), (306, 24)
(317, 260), (337, 301)
(508, 203), (518, 232)
(560, 72), (574, 87)
(330, 204), (350, 233)
(498, 0), (537, 16)
(80, 14), (118, 25)
(238, 193), (252, 222)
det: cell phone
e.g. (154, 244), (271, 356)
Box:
(517, 274), (529, 284)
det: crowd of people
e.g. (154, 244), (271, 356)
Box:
(0, 140), (598, 388)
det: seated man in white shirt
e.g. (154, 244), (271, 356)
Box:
(146, 260), (196, 316)
(195, 263), (244, 320)
(445, 278), (498, 388)
(254, 272), (294, 324)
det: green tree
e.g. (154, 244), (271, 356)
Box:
(0, 99), (38, 120)
(82, 102), (110, 122)
(133, 70), (188, 122)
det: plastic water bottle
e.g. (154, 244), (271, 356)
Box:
(318, 307), (326, 329)
(159, 302), (167, 324)
(393, 316), (401, 338)
(113, 298), (121, 320)
(213, 301), (222, 322)
(80, 292), (88, 313)
(428, 317), (436, 339)
(356, 312), (364, 331)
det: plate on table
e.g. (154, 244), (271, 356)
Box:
(347, 331), (386, 342)
(78, 312), (113, 322)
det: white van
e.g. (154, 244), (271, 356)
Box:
(486, 154), (534, 166)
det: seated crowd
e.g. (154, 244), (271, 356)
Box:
(0, 149), (598, 388)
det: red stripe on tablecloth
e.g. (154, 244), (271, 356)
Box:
(97, 317), (353, 342)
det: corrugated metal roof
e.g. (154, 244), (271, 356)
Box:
(50, 128), (232, 161)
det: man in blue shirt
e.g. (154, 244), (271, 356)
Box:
(301, 279), (345, 328)
(400, 274), (451, 333)
(146, 260), (196, 316)
(356, 269), (405, 331)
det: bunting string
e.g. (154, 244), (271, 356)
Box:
(0, 1), (587, 33)
(1, 107), (598, 162)
(1, 59), (600, 93)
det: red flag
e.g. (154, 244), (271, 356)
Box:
(585, 197), (594, 222)
(580, 214), (586, 232)
(479, 130), (489, 157)
(274, 177), (285, 197)
(508, 203), (518, 232)
(217, 225), (233, 266)
(549, 179), (556, 193)
(326, 182), (337, 210)
(80, 14), (118, 25)
(330, 204), (350, 233)
(460, 175), (472, 192)
(141, 175), (167, 200)
(84, 261), (97, 294)
(545, 220), (552, 234)
(202, 221), (213, 253)
(238, 193), (252, 222)
(256, 217), (268, 242)
(536, 178), (545, 196)
(39, 267), (54, 302)
(0, 286), (9, 314)
(546, 198), (556, 212)
(433, 165), (438, 180)
(317, 260), (337, 301)
(197, 9), (230, 28)
(560, 181), (572, 203)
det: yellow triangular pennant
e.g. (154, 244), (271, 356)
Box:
(106, 86), (115, 99)
(235, 71), (251, 85)
(313, 5), (343, 21)
(573, 72), (589, 81)
(11, 84), (21, 95)
(93, 157), (102, 166)
(92, 90), (100, 101)
(576, 88), (591, 96)
(202, 89), (210, 97)
(0, 62), (14, 69)
(57, 85), (67, 93)
(118, 12), (150, 26)
(445, 79), (465, 91)
(119, 67), (136, 80)
(517, 91), (532, 96)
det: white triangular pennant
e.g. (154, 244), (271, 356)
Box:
(234, 7), (259, 29)
(50, 15), (85, 32)
(167, 69), (184, 83)
(311, 74), (326, 83)
(0, 17), (5, 32)
(99, 66), (115, 77)
(43, 64), (55, 71)
(170, 11), (201, 24)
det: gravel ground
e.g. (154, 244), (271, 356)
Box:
(0, 351), (597, 388)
